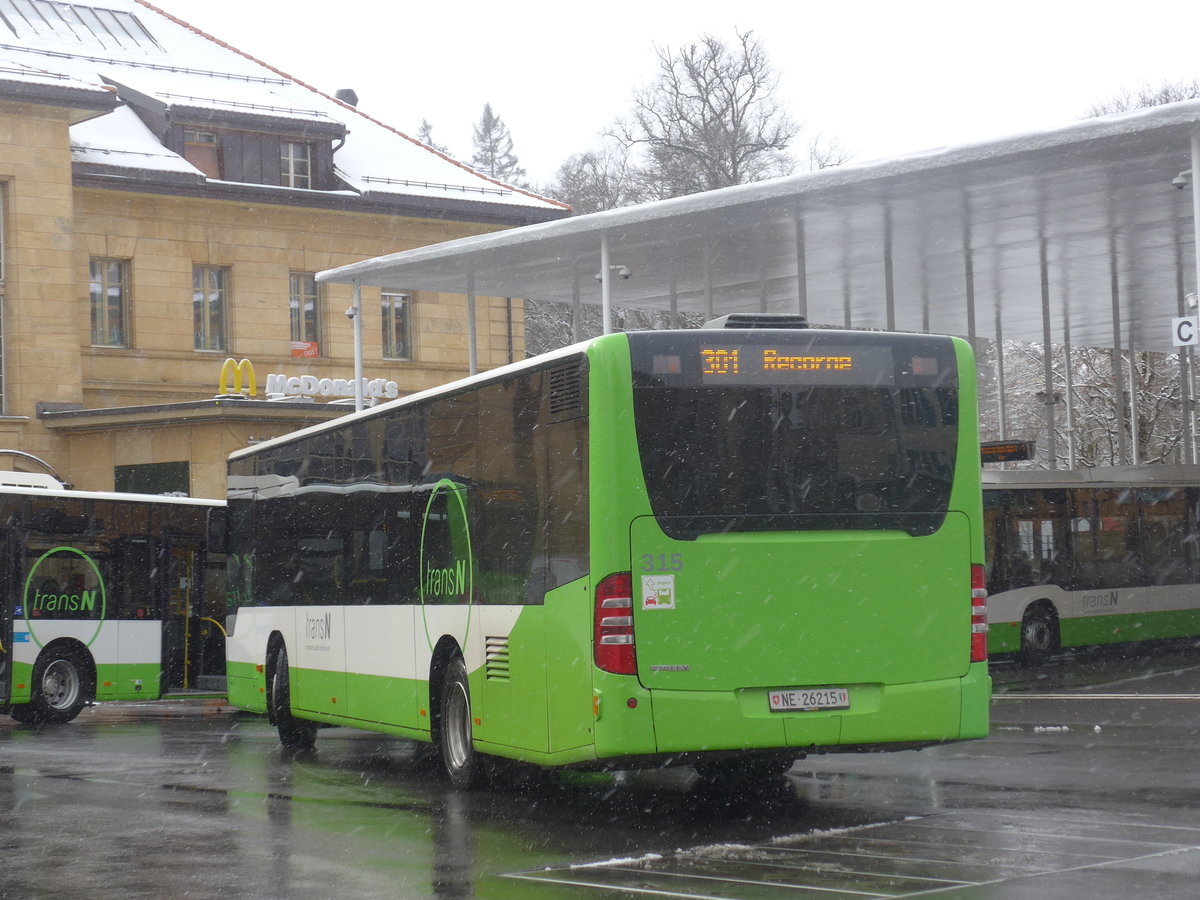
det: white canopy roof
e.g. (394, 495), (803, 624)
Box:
(320, 100), (1200, 354)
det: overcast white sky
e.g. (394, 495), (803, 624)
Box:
(157, 0), (1200, 186)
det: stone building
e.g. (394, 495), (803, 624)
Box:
(0, 0), (568, 498)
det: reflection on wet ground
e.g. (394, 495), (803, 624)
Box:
(990, 637), (1200, 693)
(5, 642), (1200, 897)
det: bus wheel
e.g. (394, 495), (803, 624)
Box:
(1020, 605), (1059, 664)
(439, 656), (482, 790)
(270, 647), (316, 752)
(28, 647), (90, 724)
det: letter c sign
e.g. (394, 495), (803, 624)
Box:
(1173, 316), (1199, 347)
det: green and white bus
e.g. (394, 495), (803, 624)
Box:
(0, 475), (227, 723)
(225, 321), (991, 787)
(985, 464), (1200, 660)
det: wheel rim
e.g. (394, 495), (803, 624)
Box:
(444, 680), (471, 771)
(1024, 618), (1052, 651)
(42, 660), (80, 711)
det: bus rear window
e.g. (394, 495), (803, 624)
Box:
(629, 331), (960, 538)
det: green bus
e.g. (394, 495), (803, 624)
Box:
(1, 478), (227, 723)
(224, 321), (991, 787)
(984, 464), (1200, 660)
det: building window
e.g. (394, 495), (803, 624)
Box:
(183, 129), (220, 178)
(382, 292), (411, 360)
(280, 141), (311, 189)
(115, 461), (189, 496)
(89, 257), (129, 347)
(193, 266), (228, 351)
(289, 272), (320, 356)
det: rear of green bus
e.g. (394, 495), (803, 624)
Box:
(586, 324), (990, 770)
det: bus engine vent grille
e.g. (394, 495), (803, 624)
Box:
(548, 363), (584, 421)
(485, 636), (511, 681)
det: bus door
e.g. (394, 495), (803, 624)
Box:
(161, 539), (200, 691)
(0, 528), (15, 705)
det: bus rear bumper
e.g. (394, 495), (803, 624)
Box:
(643, 665), (992, 754)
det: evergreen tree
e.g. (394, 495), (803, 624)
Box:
(416, 119), (451, 155)
(470, 102), (526, 186)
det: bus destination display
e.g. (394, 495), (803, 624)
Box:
(695, 344), (899, 386)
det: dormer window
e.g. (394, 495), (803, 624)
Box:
(183, 129), (220, 179)
(280, 141), (311, 189)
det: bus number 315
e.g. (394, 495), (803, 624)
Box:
(641, 554), (683, 572)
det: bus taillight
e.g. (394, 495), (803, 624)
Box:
(595, 572), (637, 675)
(971, 564), (989, 663)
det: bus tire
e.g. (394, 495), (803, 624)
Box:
(439, 655), (482, 790)
(270, 646), (316, 752)
(27, 645), (91, 724)
(1020, 604), (1059, 663)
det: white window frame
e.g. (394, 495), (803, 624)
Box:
(280, 141), (312, 189)
(381, 291), (412, 361)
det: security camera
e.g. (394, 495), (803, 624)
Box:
(616, 265), (632, 279)
(345, 306), (357, 319)
(1173, 170), (1192, 190)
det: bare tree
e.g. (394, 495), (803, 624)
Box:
(979, 339), (1187, 468)
(806, 132), (852, 171)
(613, 30), (800, 199)
(545, 140), (640, 214)
(1085, 78), (1200, 117)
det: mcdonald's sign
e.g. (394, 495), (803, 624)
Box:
(218, 358), (256, 398)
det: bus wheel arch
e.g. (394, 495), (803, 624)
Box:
(265, 635), (316, 751)
(264, 632), (286, 726)
(1020, 601), (1060, 663)
(429, 639), (482, 790)
(22, 639), (95, 724)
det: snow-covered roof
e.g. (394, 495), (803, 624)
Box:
(0, 0), (567, 215)
(320, 99), (1200, 354)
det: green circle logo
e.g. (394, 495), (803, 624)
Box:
(23, 547), (108, 648)
(418, 481), (473, 652)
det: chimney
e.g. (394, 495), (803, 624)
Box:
(335, 89), (359, 107)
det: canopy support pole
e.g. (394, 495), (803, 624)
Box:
(964, 249), (977, 345)
(1189, 128), (1200, 464)
(794, 210), (808, 318)
(466, 272), (478, 376)
(1109, 236), (1129, 465)
(703, 244), (714, 321)
(1063, 318), (1076, 469)
(352, 280), (364, 412)
(600, 233), (613, 334)
(1193, 128), (1200, 314)
(1176, 222), (1195, 464)
(1129, 349), (1141, 465)
(883, 205), (895, 330)
(995, 288), (1008, 444)
(572, 267), (582, 342)
(1040, 239), (1057, 469)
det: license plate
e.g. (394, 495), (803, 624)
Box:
(768, 687), (850, 712)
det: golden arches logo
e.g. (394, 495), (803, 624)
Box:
(218, 358), (256, 397)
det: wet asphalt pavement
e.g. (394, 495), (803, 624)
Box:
(4, 644), (1200, 898)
